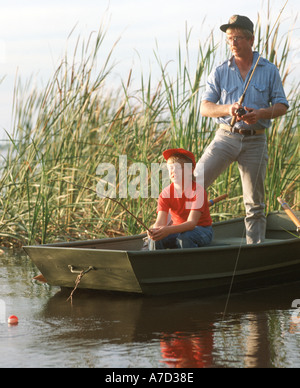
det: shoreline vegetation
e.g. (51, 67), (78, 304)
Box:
(0, 12), (299, 248)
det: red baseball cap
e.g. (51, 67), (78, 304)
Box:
(162, 148), (196, 168)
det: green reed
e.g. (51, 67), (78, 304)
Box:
(0, 12), (298, 247)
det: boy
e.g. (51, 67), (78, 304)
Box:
(148, 148), (213, 250)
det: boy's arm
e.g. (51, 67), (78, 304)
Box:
(168, 210), (201, 234)
(152, 211), (168, 228)
(149, 210), (201, 241)
(148, 211), (168, 238)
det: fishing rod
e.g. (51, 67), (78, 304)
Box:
(230, 0), (289, 128)
(64, 180), (228, 234)
(64, 180), (151, 233)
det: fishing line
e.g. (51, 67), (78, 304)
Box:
(222, 139), (268, 320)
(223, 91), (286, 319)
(222, 0), (289, 319)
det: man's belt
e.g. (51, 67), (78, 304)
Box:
(219, 124), (265, 136)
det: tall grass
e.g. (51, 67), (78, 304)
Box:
(0, 12), (298, 248)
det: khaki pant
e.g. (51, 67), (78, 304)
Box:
(195, 128), (268, 244)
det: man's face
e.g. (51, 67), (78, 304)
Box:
(226, 28), (254, 58)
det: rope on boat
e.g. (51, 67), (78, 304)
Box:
(66, 266), (94, 304)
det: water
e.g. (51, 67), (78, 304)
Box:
(1, 251), (300, 368)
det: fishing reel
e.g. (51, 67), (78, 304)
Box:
(236, 107), (247, 117)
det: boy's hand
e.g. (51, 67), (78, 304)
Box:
(147, 228), (159, 239)
(148, 226), (170, 241)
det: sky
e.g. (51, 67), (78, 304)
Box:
(0, 0), (299, 138)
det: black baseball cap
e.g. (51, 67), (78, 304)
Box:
(220, 15), (254, 34)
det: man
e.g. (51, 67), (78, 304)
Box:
(195, 15), (289, 244)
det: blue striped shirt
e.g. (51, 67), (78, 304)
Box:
(202, 51), (289, 131)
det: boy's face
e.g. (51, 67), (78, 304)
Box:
(167, 160), (184, 184)
(167, 159), (194, 185)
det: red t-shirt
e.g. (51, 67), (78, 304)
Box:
(157, 182), (212, 227)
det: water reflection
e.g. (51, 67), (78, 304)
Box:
(40, 283), (300, 368)
(1, 252), (300, 368)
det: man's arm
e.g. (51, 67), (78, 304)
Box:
(200, 100), (288, 125)
(200, 100), (240, 118)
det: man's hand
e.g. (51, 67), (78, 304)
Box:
(237, 106), (260, 124)
(237, 103), (288, 124)
(229, 102), (243, 117)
